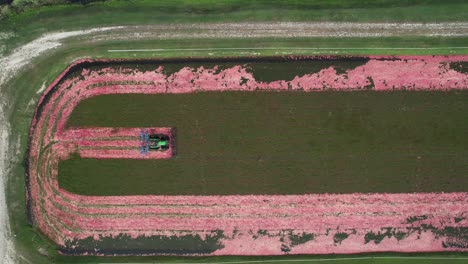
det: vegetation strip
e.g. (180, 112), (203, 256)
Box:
(109, 47), (468, 52)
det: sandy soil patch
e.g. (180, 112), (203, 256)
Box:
(87, 22), (468, 41)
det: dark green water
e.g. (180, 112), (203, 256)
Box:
(60, 91), (468, 195)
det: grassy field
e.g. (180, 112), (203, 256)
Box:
(2, 0), (468, 54)
(58, 254), (468, 264)
(1, 0), (468, 263)
(53, 253), (468, 264)
(62, 90), (468, 196)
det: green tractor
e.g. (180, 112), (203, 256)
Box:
(148, 134), (170, 151)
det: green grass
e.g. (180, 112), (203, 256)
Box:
(61, 90), (468, 196)
(2, 0), (468, 54)
(60, 36), (468, 57)
(53, 253), (468, 264)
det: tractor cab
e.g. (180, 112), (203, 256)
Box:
(148, 134), (170, 151)
(140, 130), (170, 155)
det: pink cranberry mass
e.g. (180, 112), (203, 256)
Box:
(27, 56), (468, 255)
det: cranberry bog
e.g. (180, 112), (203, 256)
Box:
(27, 56), (468, 256)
